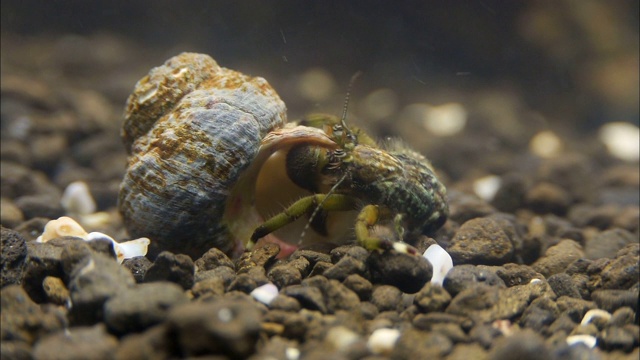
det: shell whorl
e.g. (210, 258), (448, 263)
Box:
(119, 53), (287, 258)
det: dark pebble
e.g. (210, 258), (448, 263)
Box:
(447, 217), (515, 265)
(391, 329), (453, 359)
(32, 324), (118, 360)
(532, 239), (584, 277)
(0, 285), (66, 344)
(370, 285), (403, 312)
(284, 284), (327, 313)
(13, 217), (50, 241)
(268, 264), (302, 288)
(104, 282), (188, 334)
(227, 273), (258, 293)
(414, 282), (452, 313)
(591, 289), (639, 313)
(323, 255), (367, 281)
(446, 189), (497, 224)
(304, 276), (361, 313)
(488, 329), (551, 360)
(194, 247), (235, 271)
(469, 323), (503, 349)
(191, 277), (225, 299)
(519, 297), (559, 332)
(610, 307), (636, 327)
(167, 298), (261, 358)
(330, 244), (369, 263)
(14, 195), (65, 220)
(491, 172), (528, 213)
(66, 252), (136, 326)
(22, 239), (71, 303)
(268, 294), (301, 312)
(194, 266), (236, 288)
(585, 228), (637, 260)
(548, 312), (578, 335)
(445, 284), (500, 323)
(599, 326), (637, 352)
(548, 272), (582, 298)
(342, 273), (372, 301)
(85, 237), (117, 260)
(495, 263), (544, 287)
(367, 250), (432, 294)
(556, 296), (596, 322)
(591, 243), (639, 291)
(115, 324), (176, 360)
(1, 227), (28, 287)
(122, 256), (153, 283)
(235, 243), (279, 274)
(290, 249), (332, 266)
(144, 251), (194, 290)
(525, 181), (572, 215)
(443, 264), (505, 297)
(308, 260), (332, 277)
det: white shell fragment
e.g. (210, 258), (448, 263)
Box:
(250, 283), (279, 305)
(566, 334), (597, 349)
(580, 309), (612, 326)
(473, 175), (502, 202)
(37, 216), (88, 242)
(37, 216), (150, 264)
(367, 328), (401, 355)
(529, 130), (563, 158)
(325, 326), (361, 352)
(418, 102), (467, 137)
(599, 122), (640, 161)
(423, 244), (453, 286)
(60, 181), (97, 215)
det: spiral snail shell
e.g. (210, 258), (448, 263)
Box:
(119, 52), (294, 258)
(119, 52), (448, 260)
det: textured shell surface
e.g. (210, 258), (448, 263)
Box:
(119, 52), (287, 258)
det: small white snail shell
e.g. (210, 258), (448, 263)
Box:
(119, 53), (290, 259)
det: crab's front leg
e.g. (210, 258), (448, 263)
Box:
(355, 205), (418, 254)
(249, 193), (357, 248)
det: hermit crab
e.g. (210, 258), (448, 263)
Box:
(118, 52), (448, 259)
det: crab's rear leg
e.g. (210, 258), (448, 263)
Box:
(355, 205), (418, 254)
(249, 194), (357, 248)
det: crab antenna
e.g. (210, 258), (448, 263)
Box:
(298, 173), (348, 246)
(340, 71), (362, 133)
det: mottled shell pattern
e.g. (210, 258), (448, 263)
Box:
(119, 53), (287, 258)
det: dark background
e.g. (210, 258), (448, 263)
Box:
(2, 0), (639, 131)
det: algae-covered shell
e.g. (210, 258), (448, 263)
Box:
(118, 52), (288, 258)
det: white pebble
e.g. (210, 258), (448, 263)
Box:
(325, 326), (360, 351)
(581, 309), (612, 326)
(250, 283), (279, 305)
(298, 68), (336, 102)
(419, 102), (467, 136)
(529, 130), (563, 158)
(61, 181), (97, 215)
(423, 244), (453, 286)
(285, 347), (300, 360)
(529, 278), (542, 284)
(367, 328), (400, 355)
(566, 334), (597, 349)
(473, 175), (502, 202)
(360, 88), (398, 121)
(599, 122), (640, 161)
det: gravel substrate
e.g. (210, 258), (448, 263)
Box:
(1, 29), (639, 360)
